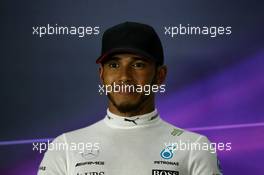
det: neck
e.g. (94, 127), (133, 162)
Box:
(108, 97), (155, 117)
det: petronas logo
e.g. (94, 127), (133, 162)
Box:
(160, 145), (176, 160)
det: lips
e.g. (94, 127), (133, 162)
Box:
(112, 84), (136, 93)
(117, 91), (136, 96)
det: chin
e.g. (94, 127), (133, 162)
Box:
(110, 97), (141, 113)
(108, 93), (149, 113)
(115, 103), (141, 113)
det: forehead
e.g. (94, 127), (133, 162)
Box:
(107, 53), (152, 63)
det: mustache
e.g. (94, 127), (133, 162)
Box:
(112, 82), (136, 92)
(111, 81), (136, 86)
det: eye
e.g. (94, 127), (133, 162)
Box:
(108, 62), (119, 69)
(132, 62), (146, 69)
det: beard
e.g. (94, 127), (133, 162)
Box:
(107, 92), (150, 113)
(107, 73), (157, 114)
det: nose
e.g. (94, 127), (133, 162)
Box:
(118, 66), (132, 83)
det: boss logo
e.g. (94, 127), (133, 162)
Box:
(152, 169), (179, 175)
(77, 172), (104, 175)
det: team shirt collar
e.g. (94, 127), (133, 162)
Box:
(104, 108), (160, 129)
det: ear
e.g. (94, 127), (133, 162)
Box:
(99, 64), (104, 84)
(156, 65), (167, 85)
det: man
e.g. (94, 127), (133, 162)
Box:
(38, 22), (222, 175)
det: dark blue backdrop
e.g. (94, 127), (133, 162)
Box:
(1, 0), (264, 174)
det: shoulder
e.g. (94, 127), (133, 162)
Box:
(159, 118), (207, 142)
(62, 119), (105, 142)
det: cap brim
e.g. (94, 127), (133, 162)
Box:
(96, 48), (154, 64)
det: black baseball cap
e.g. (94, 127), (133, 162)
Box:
(96, 21), (164, 65)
